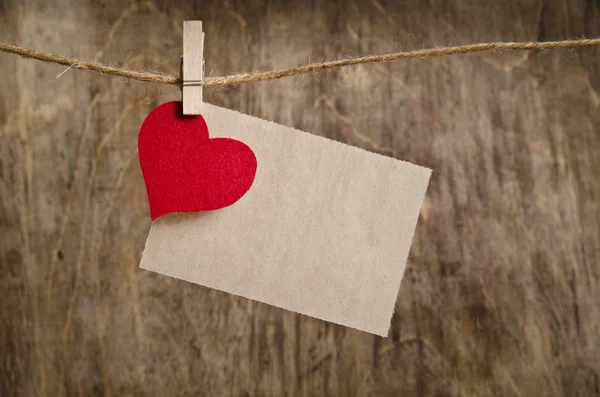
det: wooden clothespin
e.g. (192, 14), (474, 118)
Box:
(182, 21), (205, 115)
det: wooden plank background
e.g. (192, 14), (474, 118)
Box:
(1, 0), (599, 395)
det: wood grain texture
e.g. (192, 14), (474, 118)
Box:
(1, 0), (599, 396)
(182, 20), (204, 114)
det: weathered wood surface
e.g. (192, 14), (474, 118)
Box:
(1, 1), (599, 396)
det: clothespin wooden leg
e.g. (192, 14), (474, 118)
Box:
(182, 21), (204, 115)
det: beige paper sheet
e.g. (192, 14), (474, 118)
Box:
(140, 103), (431, 336)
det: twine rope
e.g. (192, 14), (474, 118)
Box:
(1, 38), (599, 87)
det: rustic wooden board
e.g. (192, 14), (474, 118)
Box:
(1, 1), (599, 396)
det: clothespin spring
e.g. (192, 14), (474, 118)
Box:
(180, 56), (205, 90)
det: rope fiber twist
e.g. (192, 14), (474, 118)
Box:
(1, 38), (599, 87)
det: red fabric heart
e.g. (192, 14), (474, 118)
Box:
(138, 101), (257, 220)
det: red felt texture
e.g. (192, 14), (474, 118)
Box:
(138, 101), (257, 220)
